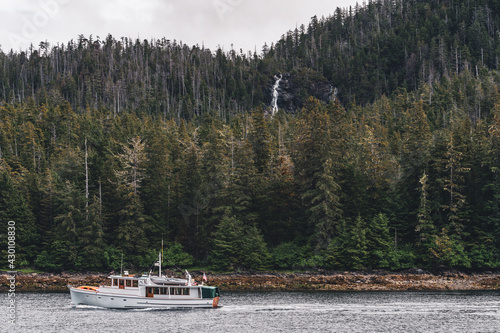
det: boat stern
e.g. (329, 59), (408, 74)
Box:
(201, 286), (221, 307)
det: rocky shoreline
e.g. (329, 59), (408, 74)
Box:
(1, 271), (499, 292)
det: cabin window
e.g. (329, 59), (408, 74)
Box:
(112, 278), (118, 286)
(172, 288), (190, 296)
(126, 280), (131, 287)
(160, 287), (169, 295)
(133, 280), (138, 288)
(153, 287), (160, 295)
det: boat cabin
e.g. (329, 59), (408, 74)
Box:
(104, 273), (219, 301)
(110, 276), (140, 289)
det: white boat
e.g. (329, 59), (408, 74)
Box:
(69, 253), (220, 309)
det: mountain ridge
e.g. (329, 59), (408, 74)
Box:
(1, 0), (499, 116)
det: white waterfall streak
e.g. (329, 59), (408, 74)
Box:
(271, 74), (282, 116)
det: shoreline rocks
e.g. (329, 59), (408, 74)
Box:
(1, 271), (499, 292)
(208, 272), (500, 292)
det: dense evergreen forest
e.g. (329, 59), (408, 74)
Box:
(1, 0), (500, 272)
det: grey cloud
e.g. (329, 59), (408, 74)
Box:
(1, 0), (358, 52)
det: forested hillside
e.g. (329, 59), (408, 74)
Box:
(1, 0), (499, 272)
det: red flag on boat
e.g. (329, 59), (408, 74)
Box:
(203, 272), (207, 282)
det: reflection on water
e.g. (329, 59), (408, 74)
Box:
(2, 290), (499, 332)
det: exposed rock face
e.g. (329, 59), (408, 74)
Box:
(1, 271), (499, 292)
(267, 69), (336, 113)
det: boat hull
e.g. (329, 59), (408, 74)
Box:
(69, 287), (218, 309)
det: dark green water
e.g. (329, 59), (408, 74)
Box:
(3, 290), (499, 332)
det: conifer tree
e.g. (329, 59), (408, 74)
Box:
(441, 128), (470, 239)
(366, 213), (392, 269)
(303, 157), (342, 250)
(261, 120), (299, 245)
(196, 118), (230, 256)
(428, 228), (471, 269)
(342, 215), (368, 270)
(415, 172), (435, 262)
(49, 180), (84, 270)
(397, 100), (432, 240)
(293, 97), (343, 250)
(114, 136), (147, 195)
(176, 127), (202, 254)
(141, 122), (177, 243)
(0, 171), (38, 265)
(113, 136), (149, 264)
(209, 213), (270, 271)
(78, 195), (105, 270)
(249, 108), (272, 174)
(209, 215), (244, 270)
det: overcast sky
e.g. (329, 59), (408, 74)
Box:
(0, 0), (360, 53)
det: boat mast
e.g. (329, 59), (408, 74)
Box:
(158, 252), (162, 277)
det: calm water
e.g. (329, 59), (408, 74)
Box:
(2, 291), (499, 333)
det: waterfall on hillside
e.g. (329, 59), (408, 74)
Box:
(271, 74), (282, 116)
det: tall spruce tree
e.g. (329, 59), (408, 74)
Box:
(0, 171), (38, 266)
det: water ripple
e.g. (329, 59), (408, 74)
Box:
(2, 290), (499, 333)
